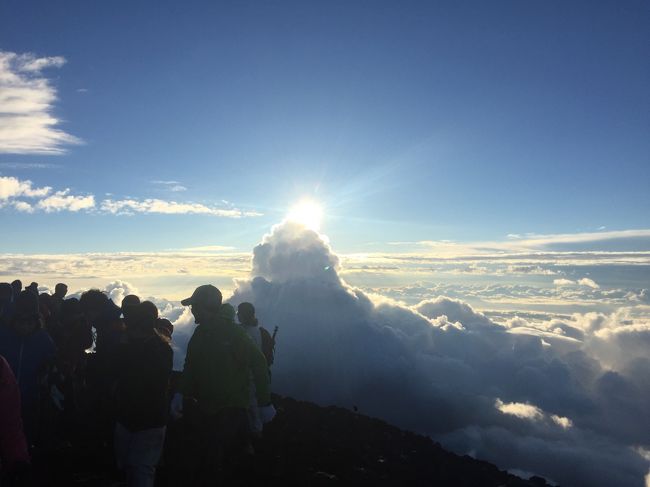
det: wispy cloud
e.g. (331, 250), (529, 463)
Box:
(388, 229), (650, 257)
(151, 180), (187, 192)
(0, 175), (263, 218)
(0, 51), (81, 155)
(177, 245), (237, 252)
(0, 162), (61, 170)
(100, 198), (261, 218)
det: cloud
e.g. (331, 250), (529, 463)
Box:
(0, 176), (262, 218)
(578, 278), (600, 289)
(177, 245), (237, 252)
(394, 228), (650, 256)
(37, 189), (95, 212)
(100, 198), (262, 217)
(495, 399), (544, 421)
(0, 51), (81, 154)
(12, 200), (34, 213)
(0, 176), (51, 200)
(554, 278), (576, 287)
(151, 180), (187, 192)
(0, 162), (60, 170)
(220, 221), (650, 487)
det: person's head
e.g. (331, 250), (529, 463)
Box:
(181, 285), (222, 324)
(11, 291), (42, 335)
(237, 302), (257, 326)
(155, 318), (174, 339)
(219, 303), (236, 322)
(54, 283), (68, 299)
(121, 294), (141, 325)
(140, 301), (159, 320)
(126, 303), (157, 341)
(11, 280), (22, 296)
(79, 289), (109, 322)
(26, 282), (38, 295)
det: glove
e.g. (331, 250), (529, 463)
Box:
(259, 404), (276, 424)
(170, 393), (183, 420)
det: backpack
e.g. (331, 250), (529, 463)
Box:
(259, 327), (275, 366)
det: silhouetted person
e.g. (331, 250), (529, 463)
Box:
(0, 291), (56, 446)
(58, 298), (93, 363)
(155, 318), (173, 339)
(50, 283), (68, 319)
(114, 303), (172, 487)
(121, 294), (141, 329)
(140, 301), (159, 320)
(0, 354), (31, 481)
(0, 282), (13, 326)
(11, 280), (22, 298)
(79, 290), (125, 447)
(80, 289), (124, 355)
(173, 285), (274, 484)
(25, 283), (38, 295)
(237, 302), (275, 367)
(237, 302), (275, 437)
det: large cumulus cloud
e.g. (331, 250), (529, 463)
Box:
(224, 221), (649, 487)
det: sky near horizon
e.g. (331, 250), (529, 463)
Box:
(1, 0), (649, 256)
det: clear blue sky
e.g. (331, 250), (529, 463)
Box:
(1, 0), (648, 253)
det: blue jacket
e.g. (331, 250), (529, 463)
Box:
(0, 325), (56, 404)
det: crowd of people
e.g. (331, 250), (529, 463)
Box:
(0, 280), (277, 487)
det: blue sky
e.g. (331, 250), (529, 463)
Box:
(1, 0), (649, 254)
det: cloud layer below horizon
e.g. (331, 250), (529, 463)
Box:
(136, 221), (648, 487)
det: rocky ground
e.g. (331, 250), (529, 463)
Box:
(21, 394), (554, 486)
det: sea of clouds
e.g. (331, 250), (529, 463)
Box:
(95, 221), (649, 487)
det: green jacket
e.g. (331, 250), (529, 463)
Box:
(180, 315), (271, 414)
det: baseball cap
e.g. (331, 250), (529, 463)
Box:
(181, 285), (222, 311)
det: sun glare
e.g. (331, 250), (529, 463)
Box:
(287, 199), (323, 231)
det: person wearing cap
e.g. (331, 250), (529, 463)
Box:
(173, 285), (274, 482)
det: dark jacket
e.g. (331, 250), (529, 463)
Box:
(115, 334), (173, 432)
(0, 325), (56, 405)
(0, 355), (30, 471)
(180, 315), (271, 414)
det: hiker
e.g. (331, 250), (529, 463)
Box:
(80, 289), (124, 355)
(237, 302), (275, 436)
(50, 283), (68, 319)
(11, 280), (22, 299)
(0, 291), (56, 446)
(114, 302), (173, 487)
(172, 285), (275, 484)
(0, 282), (14, 326)
(0, 354), (31, 481)
(79, 290), (125, 446)
(237, 302), (275, 367)
(155, 318), (173, 339)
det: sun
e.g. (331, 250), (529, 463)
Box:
(287, 199), (323, 231)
